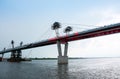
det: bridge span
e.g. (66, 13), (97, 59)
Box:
(0, 23), (120, 64)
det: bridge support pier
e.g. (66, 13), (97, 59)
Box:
(58, 56), (68, 64)
(8, 50), (22, 62)
(57, 41), (68, 64)
(0, 53), (4, 61)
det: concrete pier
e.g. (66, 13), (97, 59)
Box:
(58, 56), (68, 64)
(8, 50), (22, 62)
(57, 42), (68, 64)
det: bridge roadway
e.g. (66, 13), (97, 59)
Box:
(0, 23), (120, 54)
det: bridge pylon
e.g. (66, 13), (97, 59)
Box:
(52, 22), (72, 64)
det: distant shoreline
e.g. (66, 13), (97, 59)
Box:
(3, 57), (120, 60)
(29, 57), (120, 60)
(30, 57), (81, 60)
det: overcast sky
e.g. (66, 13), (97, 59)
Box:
(0, 0), (120, 58)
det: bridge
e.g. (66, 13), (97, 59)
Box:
(0, 22), (120, 64)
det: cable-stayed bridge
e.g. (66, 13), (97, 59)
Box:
(0, 22), (120, 64)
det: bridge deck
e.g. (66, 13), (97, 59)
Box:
(0, 23), (120, 54)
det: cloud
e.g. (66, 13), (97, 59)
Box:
(68, 8), (120, 57)
(90, 8), (120, 26)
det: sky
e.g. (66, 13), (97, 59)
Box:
(0, 0), (120, 58)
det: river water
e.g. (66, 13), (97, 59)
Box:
(0, 58), (120, 79)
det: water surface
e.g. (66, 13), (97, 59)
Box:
(0, 58), (120, 79)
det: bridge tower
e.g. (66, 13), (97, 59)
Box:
(52, 22), (72, 64)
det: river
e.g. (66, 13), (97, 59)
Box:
(0, 58), (120, 79)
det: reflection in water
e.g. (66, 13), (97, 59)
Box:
(58, 64), (69, 79)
